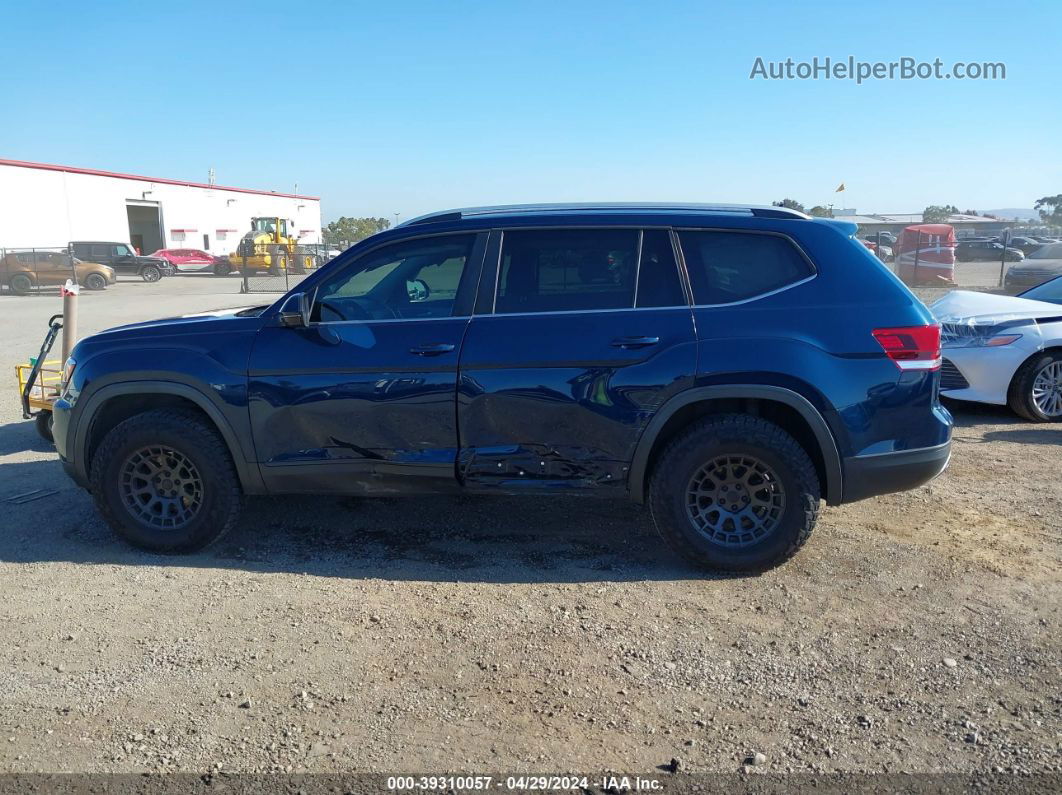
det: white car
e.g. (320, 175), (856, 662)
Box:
(931, 278), (1062, 421)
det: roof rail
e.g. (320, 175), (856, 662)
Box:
(400, 202), (809, 226)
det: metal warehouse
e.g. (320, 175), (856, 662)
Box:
(0, 158), (321, 256)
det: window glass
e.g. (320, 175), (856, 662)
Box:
(636, 229), (685, 307)
(1030, 243), (1062, 259)
(113, 244), (134, 257)
(313, 234), (474, 322)
(496, 229), (638, 314)
(679, 230), (814, 305)
(1020, 276), (1062, 303)
(90, 244), (109, 259)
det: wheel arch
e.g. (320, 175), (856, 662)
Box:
(628, 385), (843, 505)
(74, 382), (264, 493)
(1007, 345), (1062, 415)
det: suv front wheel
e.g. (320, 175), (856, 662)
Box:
(649, 414), (820, 572)
(90, 409), (243, 553)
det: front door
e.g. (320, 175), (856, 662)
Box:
(248, 232), (486, 494)
(456, 227), (697, 493)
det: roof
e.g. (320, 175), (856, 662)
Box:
(0, 157), (319, 201)
(400, 202), (810, 227)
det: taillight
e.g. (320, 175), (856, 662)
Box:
(872, 325), (942, 371)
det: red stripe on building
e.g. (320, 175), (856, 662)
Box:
(0, 157), (319, 201)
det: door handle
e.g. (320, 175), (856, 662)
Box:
(410, 342), (456, 356)
(611, 336), (660, 349)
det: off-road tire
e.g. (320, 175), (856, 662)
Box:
(649, 414), (820, 572)
(269, 249), (287, 276)
(89, 409), (243, 553)
(9, 273), (33, 295)
(84, 273), (107, 290)
(1008, 351), (1062, 422)
(35, 411), (54, 443)
(140, 265), (162, 283)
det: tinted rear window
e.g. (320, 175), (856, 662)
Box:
(496, 229), (639, 313)
(679, 230), (814, 305)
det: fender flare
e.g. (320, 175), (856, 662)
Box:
(627, 384), (843, 505)
(71, 380), (265, 493)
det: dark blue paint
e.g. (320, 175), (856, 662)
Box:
(54, 206), (952, 505)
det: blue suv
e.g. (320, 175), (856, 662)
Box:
(52, 204), (952, 571)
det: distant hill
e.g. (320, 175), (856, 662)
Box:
(982, 208), (1039, 221)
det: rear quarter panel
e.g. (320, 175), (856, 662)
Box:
(688, 218), (948, 458)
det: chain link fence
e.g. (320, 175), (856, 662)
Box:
(236, 243), (339, 293)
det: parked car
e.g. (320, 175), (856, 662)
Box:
(52, 203), (952, 572)
(2, 250), (116, 294)
(933, 288), (1062, 421)
(864, 231), (897, 246)
(1005, 236), (1045, 256)
(150, 248), (220, 274)
(1003, 242), (1062, 293)
(955, 240), (1025, 262)
(69, 242), (175, 282)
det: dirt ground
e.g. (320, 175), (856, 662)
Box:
(0, 270), (1058, 779)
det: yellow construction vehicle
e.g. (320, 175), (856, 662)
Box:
(230, 217), (315, 275)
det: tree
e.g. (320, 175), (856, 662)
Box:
(922, 205), (958, 223)
(1035, 195), (1062, 227)
(773, 198), (806, 213)
(322, 216), (391, 248)
(807, 205), (833, 218)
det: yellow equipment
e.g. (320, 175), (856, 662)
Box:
(231, 217), (315, 275)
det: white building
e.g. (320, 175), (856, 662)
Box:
(0, 158), (322, 256)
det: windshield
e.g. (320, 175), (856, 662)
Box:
(1019, 276), (1062, 304)
(252, 218), (286, 236)
(1029, 242), (1062, 259)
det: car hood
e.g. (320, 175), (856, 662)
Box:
(1009, 259), (1062, 274)
(103, 306), (264, 334)
(931, 290), (1062, 327)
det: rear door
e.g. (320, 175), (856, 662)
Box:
(456, 226), (696, 492)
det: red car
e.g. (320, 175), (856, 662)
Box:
(150, 248), (218, 274)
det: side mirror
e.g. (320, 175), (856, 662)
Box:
(406, 278), (430, 302)
(278, 291), (312, 328)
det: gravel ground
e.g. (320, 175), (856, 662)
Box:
(0, 270), (1058, 780)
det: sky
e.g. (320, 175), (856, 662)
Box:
(1, 0), (1059, 222)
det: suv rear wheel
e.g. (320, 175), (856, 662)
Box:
(649, 414), (820, 571)
(90, 409), (243, 553)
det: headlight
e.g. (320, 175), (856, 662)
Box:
(61, 357), (76, 391)
(941, 332), (1022, 348)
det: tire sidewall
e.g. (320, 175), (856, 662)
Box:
(141, 265), (161, 282)
(1018, 353), (1062, 422)
(651, 428), (816, 570)
(94, 420), (233, 552)
(35, 411), (54, 443)
(10, 274), (33, 294)
(85, 273), (106, 290)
